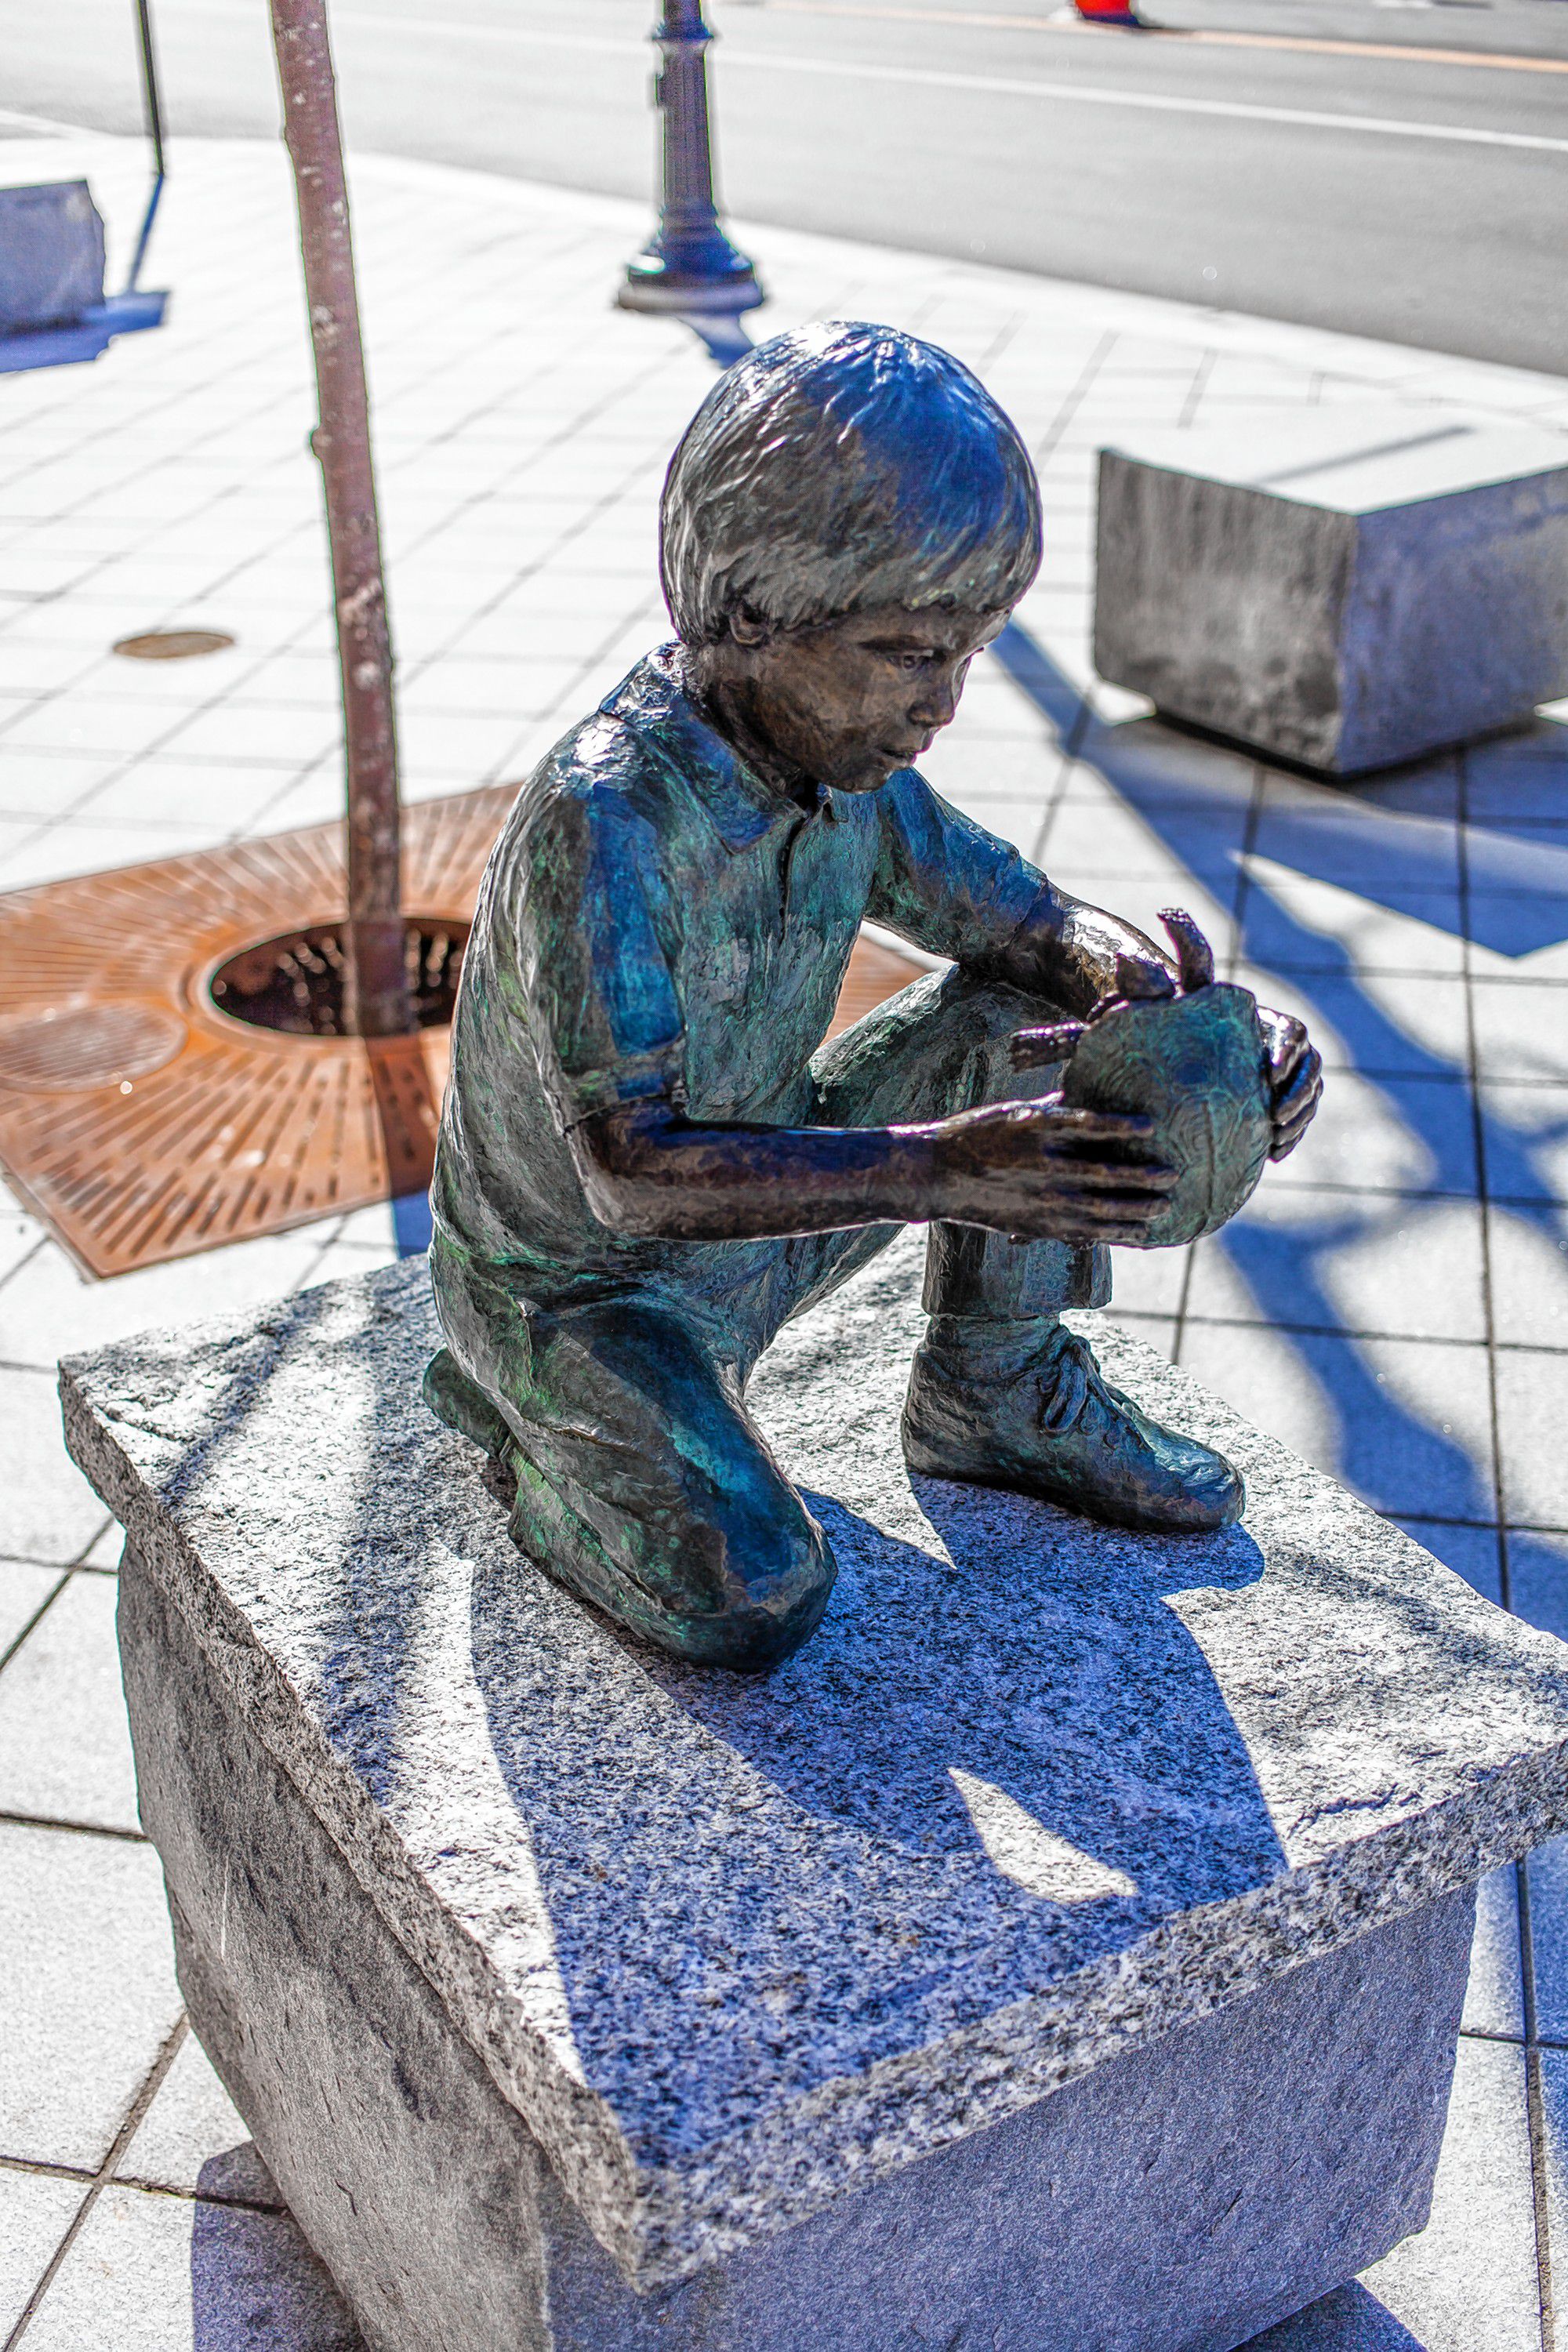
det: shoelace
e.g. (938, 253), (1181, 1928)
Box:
(1033, 1329), (1118, 1439)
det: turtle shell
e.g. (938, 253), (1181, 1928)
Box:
(1060, 981), (1272, 1249)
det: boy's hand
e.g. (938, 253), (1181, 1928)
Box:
(1016, 902), (1323, 1166)
(931, 1097), (1176, 1247)
(1258, 1007), (1322, 1160)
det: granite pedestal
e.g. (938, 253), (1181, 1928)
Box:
(60, 1233), (1568, 2352)
(1093, 412), (1568, 775)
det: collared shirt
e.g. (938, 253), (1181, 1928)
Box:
(433, 646), (1052, 1294)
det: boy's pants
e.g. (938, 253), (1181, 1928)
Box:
(430, 967), (1108, 1668)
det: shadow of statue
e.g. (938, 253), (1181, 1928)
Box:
(469, 1432), (1287, 2115)
(189, 2151), (365, 2350)
(617, 1476), (1281, 1914)
(1240, 2280), (1432, 2349)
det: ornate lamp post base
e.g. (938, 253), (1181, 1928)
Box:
(617, 252), (763, 319)
(619, 0), (764, 325)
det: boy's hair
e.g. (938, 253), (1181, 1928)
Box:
(660, 321), (1042, 645)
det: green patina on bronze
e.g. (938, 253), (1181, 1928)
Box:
(426, 323), (1322, 1671)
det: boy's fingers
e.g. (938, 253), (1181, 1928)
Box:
(1049, 1107), (1156, 1138)
(1051, 1186), (1167, 1221)
(1272, 1047), (1323, 1112)
(1159, 907), (1216, 992)
(1050, 1160), (1177, 1191)
(1009, 1022), (1087, 1072)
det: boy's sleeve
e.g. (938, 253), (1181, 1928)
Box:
(510, 784), (686, 1130)
(866, 768), (1051, 975)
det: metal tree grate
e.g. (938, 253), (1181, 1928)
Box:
(0, 788), (512, 1278)
(0, 787), (928, 1279)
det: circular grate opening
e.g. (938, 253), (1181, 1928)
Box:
(209, 920), (470, 1038)
(114, 629), (236, 661)
(0, 1002), (188, 1093)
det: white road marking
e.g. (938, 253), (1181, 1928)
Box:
(321, 14), (1568, 158)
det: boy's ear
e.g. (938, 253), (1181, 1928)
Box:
(727, 608), (770, 648)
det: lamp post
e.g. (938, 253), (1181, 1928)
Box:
(619, 0), (763, 330)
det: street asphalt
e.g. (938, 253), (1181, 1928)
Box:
(2, 0), (1564, 376)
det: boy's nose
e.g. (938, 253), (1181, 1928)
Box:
(910, 670), (960, 727)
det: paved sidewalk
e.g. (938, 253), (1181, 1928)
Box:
(2, 116), (1567, 2350)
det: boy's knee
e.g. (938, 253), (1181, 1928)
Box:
(503, 1297), (840, 1670)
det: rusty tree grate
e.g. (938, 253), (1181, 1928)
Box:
(0, 786), (928, 1279)
(0, 789), (513, 1278)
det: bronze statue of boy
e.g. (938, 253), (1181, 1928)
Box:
(426, 323), (1320, 1669)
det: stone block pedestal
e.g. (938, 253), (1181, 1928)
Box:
(60, 1236), (1568, 2352)
(1093, 412), (1568, 775)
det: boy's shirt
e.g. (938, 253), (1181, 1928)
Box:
(432, 647), (1053, 1299)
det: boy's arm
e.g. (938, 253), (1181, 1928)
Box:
(522, 773), (1174, 1245)
(864, 770), (1174, 1011)
(570, 1097), (1174, 1247)
(1006, 880), (1176, 1017)
(868, 771), (1321, 1160)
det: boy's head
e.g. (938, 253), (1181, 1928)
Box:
(662, 323), (1041, 792)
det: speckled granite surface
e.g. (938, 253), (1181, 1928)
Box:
(60, 1233), (1568, 2288)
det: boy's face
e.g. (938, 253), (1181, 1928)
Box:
(719, 603), (1008, 793)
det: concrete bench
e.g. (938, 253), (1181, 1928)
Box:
(0, 182), (105, 332)
(1094, 412), (1568, 776)
(61, 1236), (1568, 2352)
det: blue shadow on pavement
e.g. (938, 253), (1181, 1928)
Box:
(992, 620), (1568, 1557)
(191, 2156), (364, 2348)
(994, 623), (1568, 959)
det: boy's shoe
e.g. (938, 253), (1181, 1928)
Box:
(902, 1316), (1243, 1534)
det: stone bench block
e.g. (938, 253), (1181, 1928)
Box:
(1093, 412), (1568, 775)
(60, 1236), (1568, 2352)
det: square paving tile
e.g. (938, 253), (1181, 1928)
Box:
(1471, 984), (1568, 1087)
(0, 2167), (87, 2339)
(1240, 878), (1468, 980)
(1393, 1519), (1503, 1608)
(0, 1571), (140, 1834)
(1269, 1073), (1478, 1201)
(1352, 2037), (1542, 2352)
(20, 2183), (364, 2352)
(1186, 1197), (1488, 1346)
(118, 2031), (278, 2209)
(1475, 1084), (1568, 1207)
(0, 1562), (66, 1659)
(1486, 1209), (1568, 1351)
(1506, 1527), (1568, 1647)
(1495, 1352), (1568, 1530)
(0, 1368), (111, 1566)
(1531, 2045), (1568, 2317)
(0, 1820), (181, 2169)
(1104, 1241), (1191, 1321)
(1463, 1867), (1526, 2043)
(0, 1232), (334, 1374)
(1525, 1835), (1568, 2045)
(1177, 1326), (1495, 1523)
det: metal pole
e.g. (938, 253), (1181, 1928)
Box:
(124, 0), (166, 294)
(267, 0), (410, 1039)
(619, 0), (763, 321)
